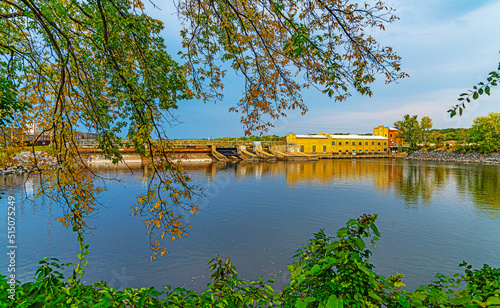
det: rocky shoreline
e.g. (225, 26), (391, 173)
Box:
(407, 150), (500, 164)
(0, 152), (57, 175)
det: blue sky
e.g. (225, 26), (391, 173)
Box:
(145, 0), (500, 138)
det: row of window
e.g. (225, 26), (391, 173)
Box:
(301, 145), (385, 153)
(332, 141), (386, 146)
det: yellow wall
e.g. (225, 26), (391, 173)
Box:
(373, 126), (403, 147)
(286, 133), (388, 154)
(373, 126), (389, 137)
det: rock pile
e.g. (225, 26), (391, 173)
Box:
(0, 152), (58, 175)
(407, 150), (500, 164)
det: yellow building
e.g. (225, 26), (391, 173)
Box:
(373, 126), (402, 148)
(286, 133), (389, 154)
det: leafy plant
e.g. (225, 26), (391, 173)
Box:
(282, 214), (385, 307)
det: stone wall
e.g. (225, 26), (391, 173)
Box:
(0, 152), (57, 175)
(407, 150), (500, 164)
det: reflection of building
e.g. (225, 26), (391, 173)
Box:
(286, 133), (389, 154)
(373, 126), (403, 149)
(283, 160), (401, 193)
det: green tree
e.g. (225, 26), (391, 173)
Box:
(430, 131), (446, 149)
(469, 112), (500, 153)
(0, 0), (406, 256)
(394, 114), (420, 152)
(458, 128), (470, 144)
(420, 116), (433, 145)
(0, 70), (31, 126)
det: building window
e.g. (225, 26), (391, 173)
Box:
(358, 142), (362, 146)
(300, 145), (304, 152)
(365, 142), (368, 145)
(323, 146), (326, 153)
(378, 149), (381, 152)
(372, 142), (374, 145)
(365, 149), (368, 153)
(359, 149), (362, 152)
(378, 142), (381, 145)
(352, 142), (355, 146)
(384, 142), (387, 145)
(339, 142), (342, 145)
(385, 134), (387, 136)
(372, 150), (375, 153)
(339, 150), (342, 153)
(332, 141), (335, 145)
(312, 145), (316, 152)
(352, 149), (355, 152)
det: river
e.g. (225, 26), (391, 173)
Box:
(1, 158), (499, 292)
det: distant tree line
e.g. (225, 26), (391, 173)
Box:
(394, 112), (500, 154)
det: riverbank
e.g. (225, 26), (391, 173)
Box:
(0, 151), (57, 175)
(407, 150), (500, 164)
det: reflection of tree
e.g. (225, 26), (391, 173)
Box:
(198, 159), (500, 216)
(454, 165), (500, 215)
(393, 163), (435, 207)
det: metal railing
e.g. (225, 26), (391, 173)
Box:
(76, 139), (287, 148)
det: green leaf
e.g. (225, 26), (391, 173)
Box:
(473, 92), (479, 99)
(336, 227), (348, 238)
(326, 294), (343, 308)
(449, 295), (472, 305)
(354, 238), (365, 251)
(486, 296), (500, 305)
(368, 290), (382, 302)
(311, 264), (321, 275)
(485, 86), (491, 95)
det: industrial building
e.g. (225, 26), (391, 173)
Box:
(373, 126), (403, 149)
(286, 132), (389, 154)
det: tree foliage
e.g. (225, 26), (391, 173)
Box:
(178, 0), (408, 133)
(394, 114), (420, 152)
(0, 0), (196, 258)
(469, 112), (500, 153)
(0, 74), (30, 126)
(0, 0), (406, 256)
(449, 58), (500, 118)
(394, 115), (438, 151)
(420, 116), (433, 145)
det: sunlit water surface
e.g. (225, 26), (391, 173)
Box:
(1, 159), (499, 292)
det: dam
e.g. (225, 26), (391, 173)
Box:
(77, 139), (404, 165)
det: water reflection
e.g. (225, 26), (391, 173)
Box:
(4, 159), (500, 219)
(454, 164), (500, 215)
(200, 159), (500, 214)
(1, 159), (499, 292)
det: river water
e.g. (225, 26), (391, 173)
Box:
(1, 158), (499, 292)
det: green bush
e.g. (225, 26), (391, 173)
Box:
(2, 215), (499, 307)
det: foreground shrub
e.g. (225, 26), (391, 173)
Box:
(1, 215), (499, 307)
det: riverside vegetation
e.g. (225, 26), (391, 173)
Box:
(1, 214), (499, 307)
